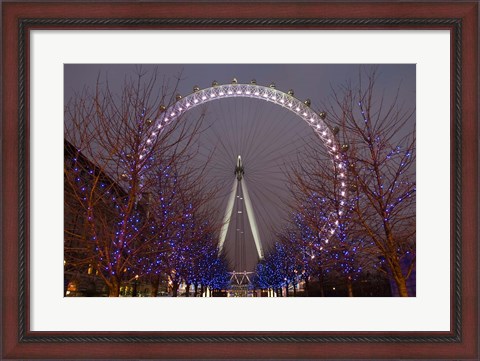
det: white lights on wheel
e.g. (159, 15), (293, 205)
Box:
(143, 82), (347, 240)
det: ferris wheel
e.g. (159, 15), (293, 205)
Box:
(141, 79), (348, 272)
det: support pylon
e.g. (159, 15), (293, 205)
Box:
(218, 156), (264, 261)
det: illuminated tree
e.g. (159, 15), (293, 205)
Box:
(288, 67), (415, 296)
(253, 247), (284, 296)
(64, 68), (207, 296)
(332, 68), (415, 296)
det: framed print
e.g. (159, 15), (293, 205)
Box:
(1, 1), (478, 360)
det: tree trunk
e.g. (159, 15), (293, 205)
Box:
(194, 283), (198, 297)
(346, 278), (354, 297)
(285, 281), (289, 297)
(151, 276), (160, 297)
(390, 256), (409, 296)
(132, 280), (138, 297)
(318, 269), (325, 297)
(293, 282), (297, 297)
(200, 284), (204, 297)
(108, 277), (120, 297)
(392, 270), (409, 297)
(395, 278), (409, 297)
(172, 280), (179, 297)
(185, 283), (190, 297)
(304, 278), (310, 297)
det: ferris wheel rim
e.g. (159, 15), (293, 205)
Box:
(142, 81), (349, 245)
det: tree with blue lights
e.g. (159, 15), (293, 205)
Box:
(253, 247), (285, 296)
(288, 67), (415, 296)
(64, 68), (208, 296)
(330, 68), (415, 296)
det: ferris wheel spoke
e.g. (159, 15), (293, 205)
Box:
(164, 81), (348, 272)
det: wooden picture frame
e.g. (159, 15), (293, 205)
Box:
(2, 1), (478, 359)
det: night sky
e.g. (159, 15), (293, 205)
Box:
(64, 64), (415, 271)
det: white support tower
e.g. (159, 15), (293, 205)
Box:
(218, 155), (264, 261)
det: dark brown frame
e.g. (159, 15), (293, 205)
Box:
(2, 1), (478, 360)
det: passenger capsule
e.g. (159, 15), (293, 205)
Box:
(159, 105), (166, 112)
(250, 79), (257, 84)
(288, 89), (294, 96)
(269, 83), (276, 89)
(332, 126), (339, 135)
(341, 144), (349, 152)
(175, 94), (182, 101)
(212, 80), (219, 87)
(304, 99), (311, 107)
(121, 173), (129, 180)
(193, 85), (200, 92)
(232, 78), (238, 84)
(145, 118), (153, 125)
(319, 111), (327, 120)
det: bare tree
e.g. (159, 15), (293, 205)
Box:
(287, 143), (379, 297)
(155, 168), (221, 297)
(64, 68), (208, 296)
(326, 67), (416, 296)
(285, 67), (415, 296)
